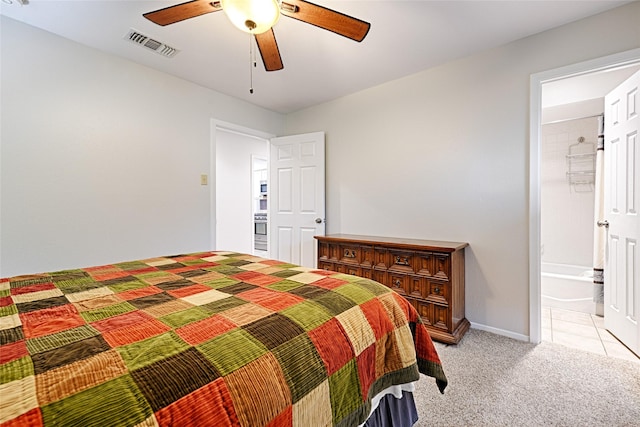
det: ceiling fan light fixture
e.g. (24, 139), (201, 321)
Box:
(221, 0), (280, 34)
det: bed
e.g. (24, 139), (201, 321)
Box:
(0, 251), (447, 426)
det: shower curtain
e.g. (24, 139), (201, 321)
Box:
(593, 114), (605, 316)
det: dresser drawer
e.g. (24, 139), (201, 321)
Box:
(374, 249), (389, 269)
(340, 245), (360, 264)
(387, 273), (407, 297)
(415, 301), (450, 332)
(389, 250), (414, 274)
(360, 245), (374, 268)
(427, 280), (449, 305)
(407, 276), (427, 300)
(415, 252), (451, 280)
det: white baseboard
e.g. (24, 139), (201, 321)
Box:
(469, 322), (529, 342)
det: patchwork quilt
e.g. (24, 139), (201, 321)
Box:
(0, 252), (447, 427)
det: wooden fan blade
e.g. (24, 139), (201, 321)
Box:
(255, 29), (284, 72)
(143, 0), (222, 26)
(280, 0), (370, 42)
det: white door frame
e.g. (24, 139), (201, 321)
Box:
(529, 48), (640, 344)
(210, 119), (275, 250)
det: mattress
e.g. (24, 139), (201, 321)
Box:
(0, 251), (447, 426)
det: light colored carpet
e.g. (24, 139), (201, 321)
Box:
(414, 328), (640, 426)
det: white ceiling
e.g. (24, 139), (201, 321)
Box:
(1, 0), (634, 113)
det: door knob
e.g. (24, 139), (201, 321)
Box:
(597, 220), (609, 228)
(315, 218), (323, 224)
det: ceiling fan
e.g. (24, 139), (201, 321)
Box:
(143, 0), (371, 72)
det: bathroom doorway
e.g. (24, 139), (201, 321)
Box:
(530, 50), (640, 361)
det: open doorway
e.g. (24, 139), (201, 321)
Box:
(530, 49), (640, 362)
(211, 121), (274, 256)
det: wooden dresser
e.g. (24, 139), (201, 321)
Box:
(315, 234), (470, 344)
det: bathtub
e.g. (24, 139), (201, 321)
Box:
(541, 262), (595, 314)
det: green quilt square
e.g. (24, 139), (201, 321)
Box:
(107, 280), (149, 293)
(210, 265), (244, 275)
(80, 301), (137, 323)
(272, 334), (327, 403)
(312, 292), (357, 316)
(159, 306), (210, 328)
(280, 301), (333, 331)
(352, 279), (390, 296)
(41, 374), (152, 427)
(117, 332), (190, 371)
(201, 296), (247, 314)
(334, 283), (376, 305)
(266, 279), (304, 292)
(202, 277), (241, 289)
(0, 304), (18, 317)
(54, 277), (102, 294)
(0, 356), (33, 384)
(269, 269), (303, 279)
(197, 329), (267, 376)
(329, 360), (363, 424)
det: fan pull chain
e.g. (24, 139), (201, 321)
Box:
(249, 34), (257, 94)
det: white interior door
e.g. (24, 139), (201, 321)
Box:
(269, 132), (325, 268)
(604, 70), (639, 356)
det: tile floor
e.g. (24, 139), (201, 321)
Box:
(542, 306), (639, 363)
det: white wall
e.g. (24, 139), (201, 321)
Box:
(541, 117), (598, 267)
(0, 16), (283, 276)
(216, 129), (267, 253)
(283, 2), (640, 338)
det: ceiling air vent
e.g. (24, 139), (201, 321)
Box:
(124, 29), (179, 58)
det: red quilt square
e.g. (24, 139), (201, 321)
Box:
(0, 340), (29, 364)
(101, 318), (171, 347)
(116, 286), (163, 301)
(154, 378), (240, 427)
(0, 295), (13, 308)
(308, 318), (354, 375)
(168, 284), (211, 299)
(413, 322), (442, 363)
(238, 288), (303, 311)
(356, 344), (377, 397)
(1, 408), (44, 427)
(91, 271), (131, 282)
(312, 277), (347, 290)
(91, 310), (153, 333)
(10, 282), (56, 296)
(233, 271), (282, 287)
(176, 314), (238, 345)
(20, 304), (85, 339)
(359, 299), (396, 340)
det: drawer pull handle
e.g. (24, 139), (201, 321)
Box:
(344, 249), (356, 258)
(395, 256), (410, 266)
(394, 279), (401, 286)
(434, 287), (440, 294)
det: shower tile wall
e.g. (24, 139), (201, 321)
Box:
(541, 117), (598, 266)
